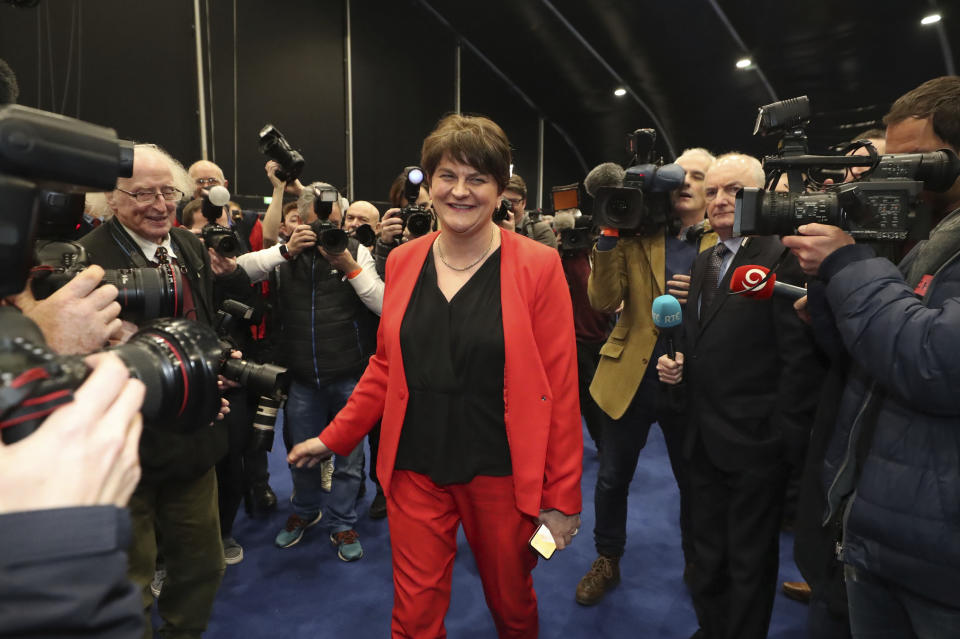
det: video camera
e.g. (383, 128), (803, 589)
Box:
(396, 166), (433, 238)
(258, 124), (305, 183)
(558, 214), (596, 253)
(0, 104), (134, 296)
(593, 128), (685, 234)
(733, 96), (960, 241)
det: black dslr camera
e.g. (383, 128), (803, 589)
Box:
(733, 96), (960, 241)
(493, 198), (511, 224)
(199, 185), (243, 257)
(310, 184), (348, 254)
(258, 124), (305, 183)
(593, 128), (685, 234)
(214, 299), (288, 452)
(396, 166), (433, 238)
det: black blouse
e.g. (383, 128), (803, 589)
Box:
(394, 246), (512, 485)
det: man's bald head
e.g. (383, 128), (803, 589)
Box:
(188, 160), (227, 199)
(704, 153), (765, 241)
(343, 200), (381, 235)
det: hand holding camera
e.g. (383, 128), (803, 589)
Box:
(0, 352), (145, 513)
(14, 264), (122, 355)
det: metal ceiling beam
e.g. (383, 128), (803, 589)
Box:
(539, 0), (677, 159)
(704, 0), (778, 104)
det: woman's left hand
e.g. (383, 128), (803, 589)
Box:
(538, 509), (581, 551)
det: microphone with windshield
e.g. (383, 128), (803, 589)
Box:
(729, 264), (807, 301)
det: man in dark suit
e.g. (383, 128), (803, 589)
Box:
(78, 144), (241, 639)
(657, 153), (821, 639)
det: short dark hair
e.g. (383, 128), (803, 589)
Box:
(0, 58), (20, 105)
(182, 199), (203, 228)
(506, 174), (527, 198)
(884, 76), (960, 150)
(282, 200), (300, 221)
(421, 114), (512, 192)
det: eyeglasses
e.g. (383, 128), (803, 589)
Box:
(117, 187), (184, 204)
(704, 184), (743, 201)
(194, 177), (222, 187)
(504, 197), (524, 207)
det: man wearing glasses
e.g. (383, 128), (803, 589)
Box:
(504, 173), (558, 248)
(656, 154), (821, 639)
(187, 159), (264, 255)
(78, 144), (239, 639)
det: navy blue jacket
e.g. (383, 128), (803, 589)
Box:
(819, 214), (960, 608)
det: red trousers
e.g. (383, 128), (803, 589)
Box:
(386, 470), (539, 638)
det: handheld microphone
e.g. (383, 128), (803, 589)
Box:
(652, 294), (683, 360)
(202, 184), (231, 222)
(729, 264), (807, 301)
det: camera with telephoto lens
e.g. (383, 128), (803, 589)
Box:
(214, 299), (289, 453)
(733, 95), (960, 241)
(593, 128), (685, 234)
(0, 310), (288, 444)
(258, 124), (305, 183)
(396, 166), (433, 238)
(309, 184), (348, 254)
(200, 184), (242, 257)
(29, 241), (184, 322)
(0, 104), (134, 296)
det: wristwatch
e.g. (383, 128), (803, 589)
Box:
(279, 244), (294, 261)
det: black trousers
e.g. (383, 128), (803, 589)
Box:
(215, 390), (270, 537)
(576, 339), (607, 451)
(687, 437), (787, 639)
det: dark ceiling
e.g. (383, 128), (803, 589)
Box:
(418, 0), (959, 170)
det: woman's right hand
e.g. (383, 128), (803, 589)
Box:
(288, 437), (333, 468)
(656, 352), (684, 385)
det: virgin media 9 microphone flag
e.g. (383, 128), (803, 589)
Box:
(729, 265), (807, 301)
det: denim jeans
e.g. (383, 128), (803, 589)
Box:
(593, 377), (659, 558)
(283, 377), (364, 533)
(845, 564), (960, 639)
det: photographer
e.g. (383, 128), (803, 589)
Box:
(375, 168), (435, 278)
(505, 173), (557, 248)
(262, 159), (307, 249)
(187, 160), (263, 253)
(271, 181), (381, 559)
(77, 144), (233, 638)
(782, 76), (960, 637)
(575, 148), (719, 607)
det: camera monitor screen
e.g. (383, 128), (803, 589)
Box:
(551, 183), (579, 212)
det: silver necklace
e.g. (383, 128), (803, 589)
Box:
(436, 229), (495, 272)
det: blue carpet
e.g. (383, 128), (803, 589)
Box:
(204, 421), (808, 638)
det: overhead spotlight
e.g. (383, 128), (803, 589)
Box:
(921, 14), (941, 25)
(736, 58), (752, 69)
(614, 88), (627, 97)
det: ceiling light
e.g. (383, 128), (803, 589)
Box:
(736, 58), (752, 69)
(614, 87), (627, 97)
(921, 14), (941, 25)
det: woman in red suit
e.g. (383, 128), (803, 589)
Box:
(289, 114), (582, 638)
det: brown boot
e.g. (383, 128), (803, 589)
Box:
(575, 555), (620, 605)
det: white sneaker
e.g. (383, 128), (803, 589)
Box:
(150, 568), (166, 598)
(320, 457), (334, 493)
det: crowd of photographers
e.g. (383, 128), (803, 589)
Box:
(3, 47), (960, 639)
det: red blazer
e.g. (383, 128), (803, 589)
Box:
(320, 228), (582, 518)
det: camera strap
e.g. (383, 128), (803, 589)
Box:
(106, 218), (151, 269)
